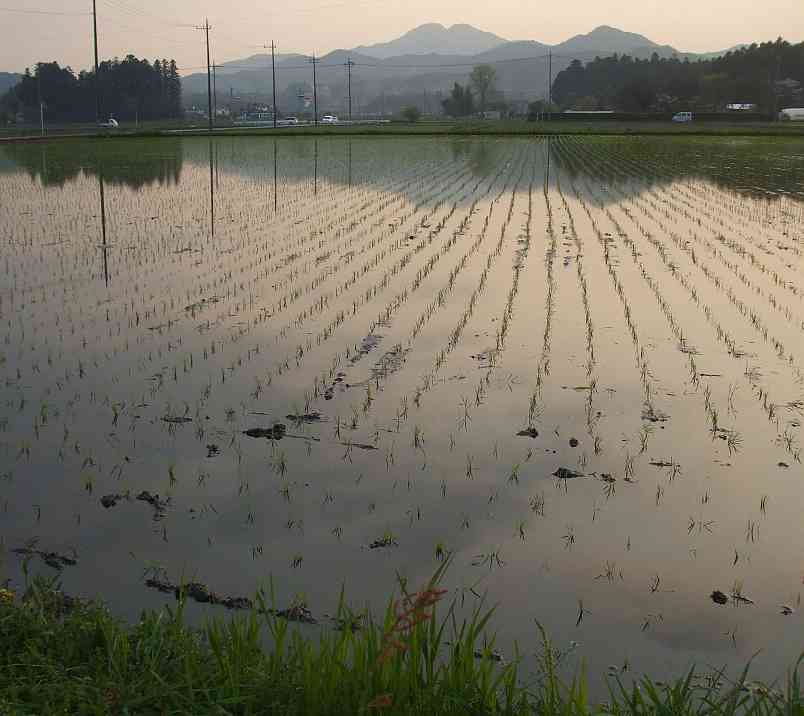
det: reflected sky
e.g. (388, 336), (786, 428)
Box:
(1, 135), (804, 697)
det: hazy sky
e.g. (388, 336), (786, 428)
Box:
(1, 0), (802, 73)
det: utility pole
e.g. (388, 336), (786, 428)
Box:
(547, 50), (552, 121)
(309, 54), (319, 126)
(345, 57), (354, 121)
(92, 0), (101, 123)
(212, 62), (218, 121)
(37, 69), (44, 136)
(265, 42), (278, 128)
(196, 19), (213, 132)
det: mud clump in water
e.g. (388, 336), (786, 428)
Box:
(710, 590), (729, 605)
(243, 423), (287, 440)
(552, 467), (584, 479)
(145, 577), (254, 610)
(517, 428), (539, 438)
(101, 493), (127, 509)
(286, 412), (326, 425)
(13, 545), (77, 570)
(136, 491), (170, 519)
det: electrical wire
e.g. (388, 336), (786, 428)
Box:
(0, 6), (90, 16)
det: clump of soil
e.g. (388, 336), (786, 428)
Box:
(517, 428), (539, 438)
(13, 545), (77, 570)
(243, 423), (287, 440)
(552, 467), (584, 479)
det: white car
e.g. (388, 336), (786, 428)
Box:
(98, 118), (119, 129)
(284, 116), (299, 125)
(321, 115), (338, 124)
(672, 112), (693, 123)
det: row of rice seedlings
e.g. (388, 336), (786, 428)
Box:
(402, 150), (530, 415)
(614, 180), (804, 423)
(565, 137), (804, 430)
(636, 188), (804, 371)
(618, 198), (800, 453)
(283, 149), (528, 431)
(584, 140), (804, 299)
(562, 170), (767, 583)
(584, 180), (800, 499)
(554, 173), (600, 443)
(567, 151), (804, 582)
(602, 144), (804, 311)
(7, 155), (485, 425)
(270, 151), (524, 427)
(532, 145), (559, 408)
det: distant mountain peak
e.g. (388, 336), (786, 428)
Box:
(354, 22), (509, 59)
(558, 25), (661, 53)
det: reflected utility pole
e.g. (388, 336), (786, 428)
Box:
(98, 169), (109, 287)
(273, 139), (278, 212)
(547, 50), (552, 121)
(313, 138), (318, 195)
(347, 139), (352, 186)
(208, 139), (216, 238)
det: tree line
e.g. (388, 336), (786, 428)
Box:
(441, 65), (504, 117)
(551, 39), (804, 113)
(1, 55), (182, 125)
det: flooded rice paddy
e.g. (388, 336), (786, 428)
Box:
(2, 135), (804, 687)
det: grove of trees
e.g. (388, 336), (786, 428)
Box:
(551, 39), (804, 113)
(442, 64), (503, 117)
(1, 55), (182, 124)
(441, 82), (476, 117)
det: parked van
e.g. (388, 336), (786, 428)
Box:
(672, 112), (693, 122)
(779, 108), (804, 121)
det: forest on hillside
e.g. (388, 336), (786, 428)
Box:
(551, 39), (804, 112)
(0, 55), (182, 124)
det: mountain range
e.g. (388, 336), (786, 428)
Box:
(179, 24), (749, 110)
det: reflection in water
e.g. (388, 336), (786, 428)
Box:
(98, 169), (109, 287)
(2, 135), (804, 699)
(0, 138), (184, 189)
(208, 139), (215, 239)
(449, 138), (500, 179)
(1, 136), (803, 203)
(273, 139), (278, 212)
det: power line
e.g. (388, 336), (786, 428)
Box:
(101, 0), (191, 27)
(0, 6), (90, 15)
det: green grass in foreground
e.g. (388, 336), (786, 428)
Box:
(0, 564), (801, 715)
